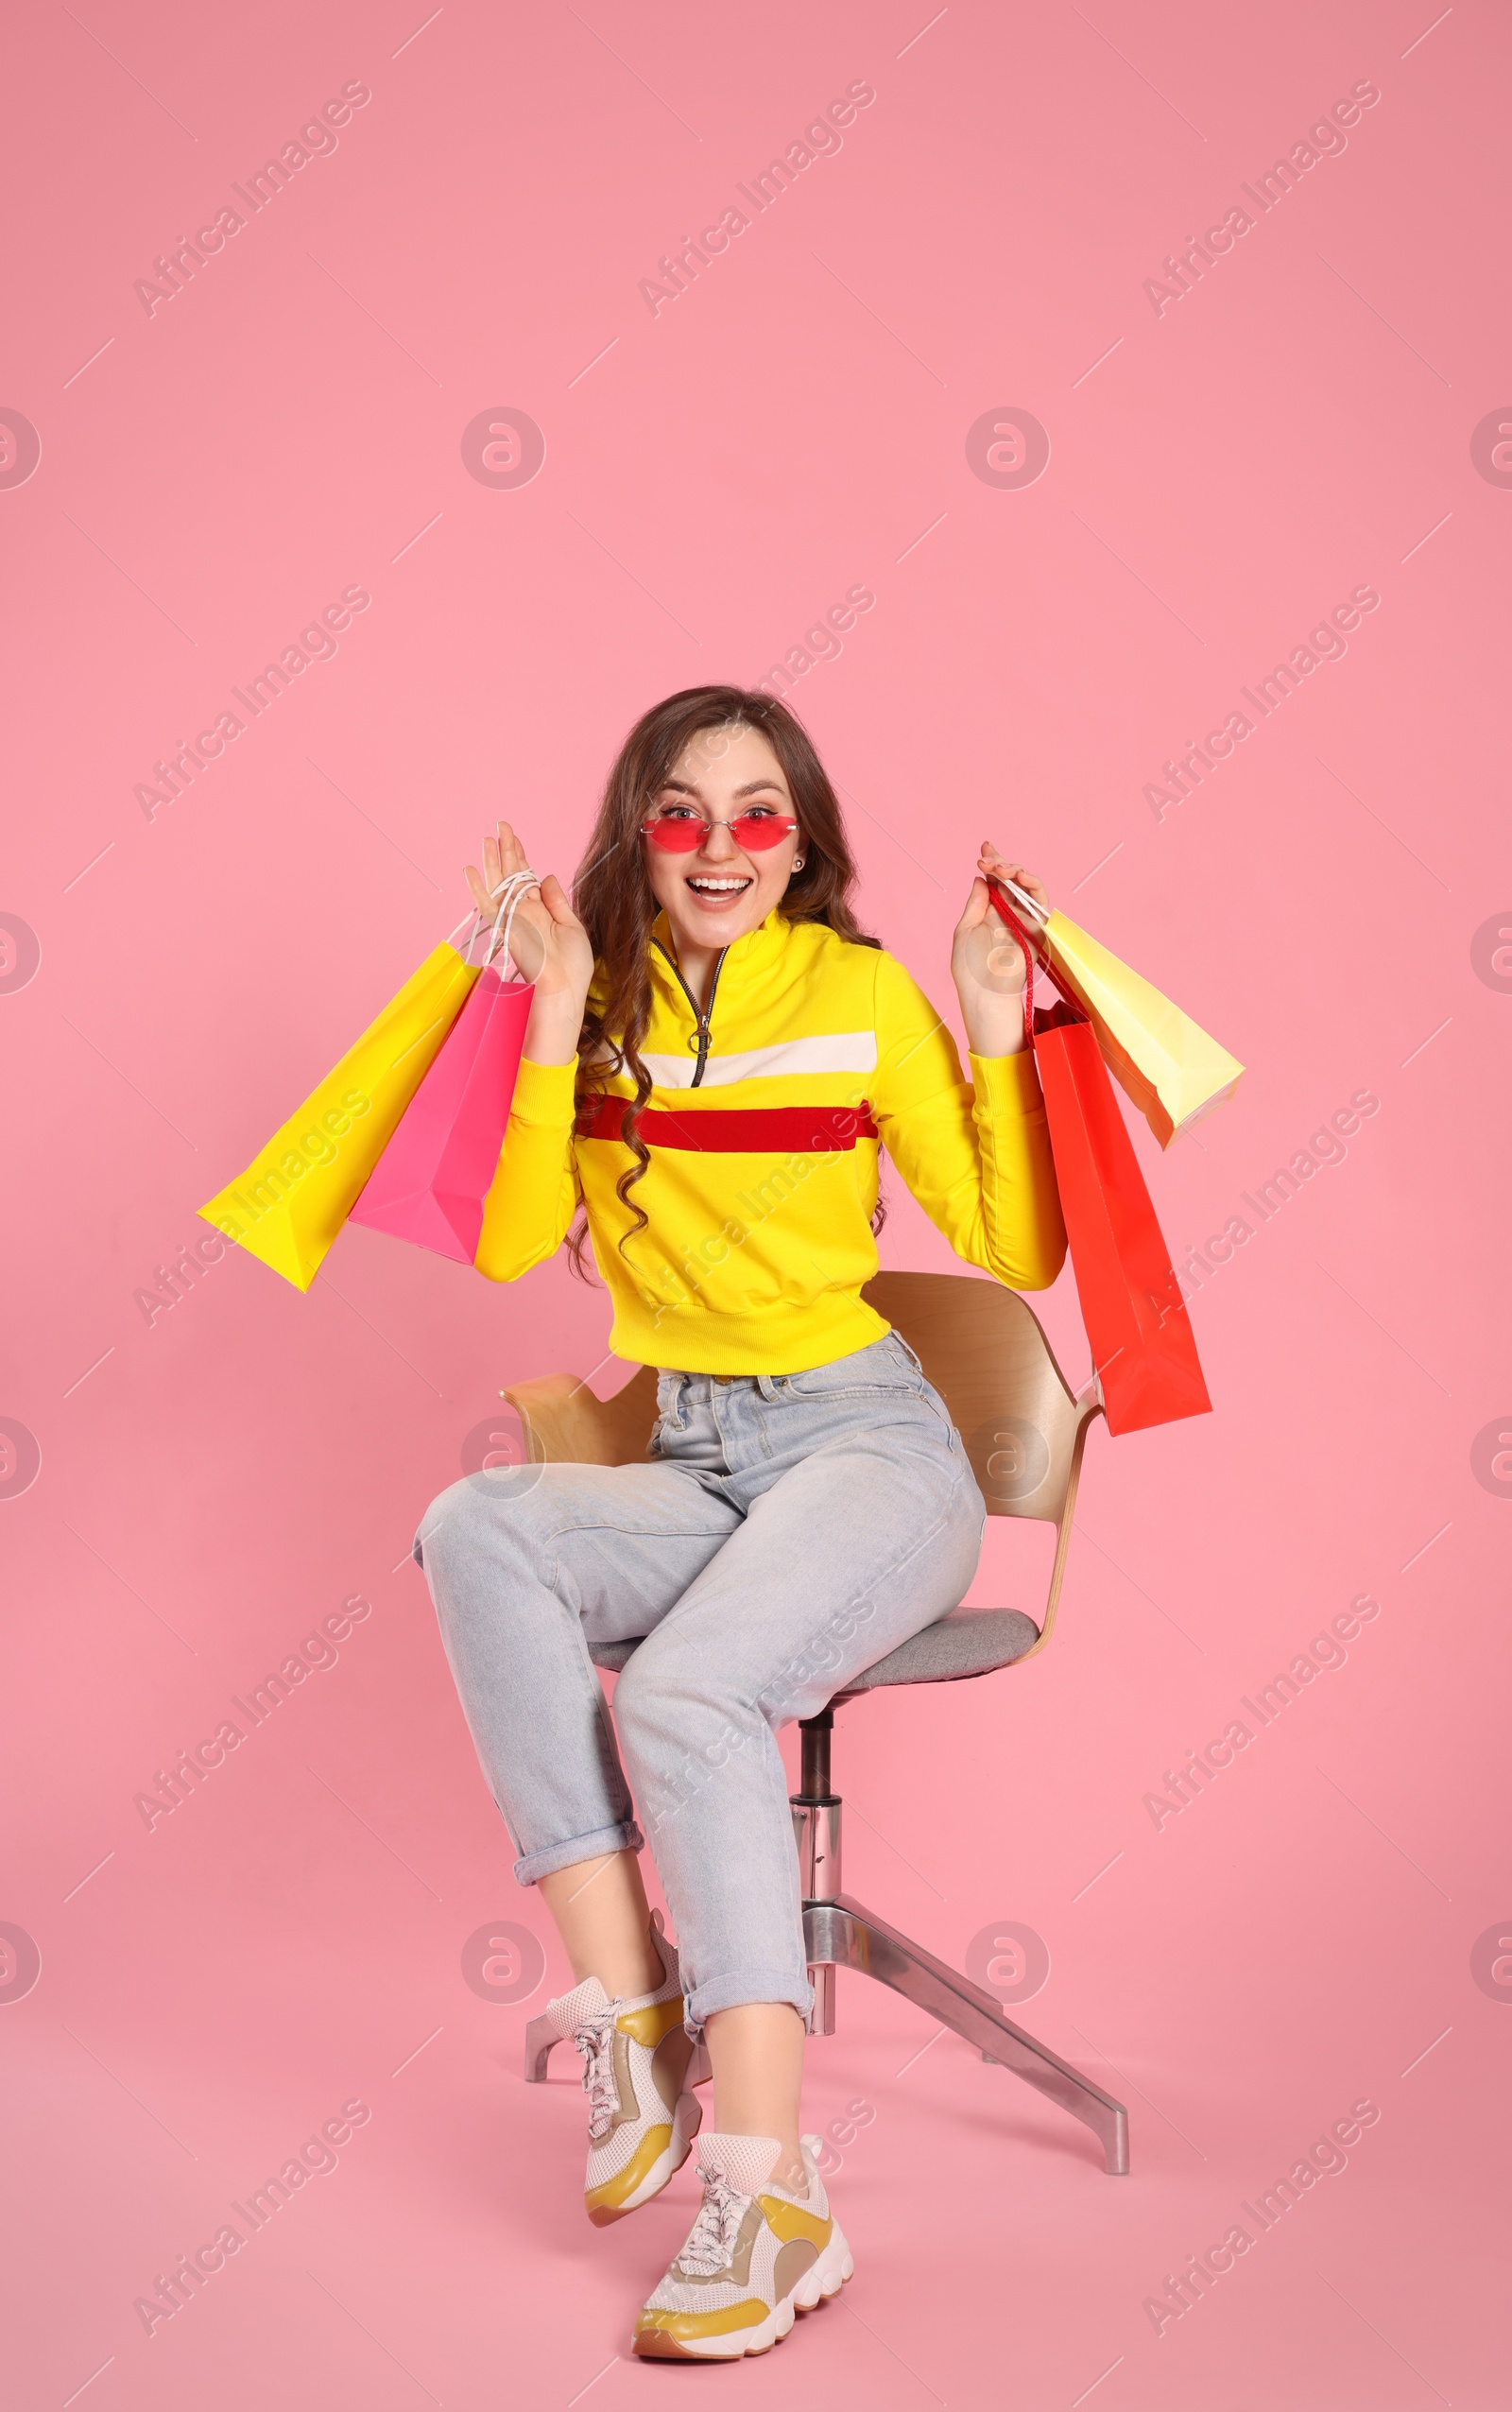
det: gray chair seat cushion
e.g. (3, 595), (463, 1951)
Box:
(835, 1606), (1040, 1693)
(592, 1607), (1040, 1690)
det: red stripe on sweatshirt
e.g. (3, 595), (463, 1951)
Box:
(576, 1095), (878, 1152)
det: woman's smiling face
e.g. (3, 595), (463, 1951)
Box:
(641, 721), (802, 958)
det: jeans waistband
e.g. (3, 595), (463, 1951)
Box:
(654, 1333), (925, 1402)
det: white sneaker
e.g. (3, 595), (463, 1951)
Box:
(541, 1912), (707, 2226)
(632, 2131), (852, 2359)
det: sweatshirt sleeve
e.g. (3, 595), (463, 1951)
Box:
(474, 1058), (582, 1283)
(869, 951), (1067, 1291)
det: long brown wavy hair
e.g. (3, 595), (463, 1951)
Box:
(567, 685), (879, 1276)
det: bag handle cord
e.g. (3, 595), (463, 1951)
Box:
(451, 869), (541, 977)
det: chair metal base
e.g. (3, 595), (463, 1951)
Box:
(800, 1891), (1128, 2176)
(788, 1727), (1127, 2178)
(523, 1902), (1128, 2176)
(524, 1704), (1128, 2179)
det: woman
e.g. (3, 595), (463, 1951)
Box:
(415, 685), (1065, 2360)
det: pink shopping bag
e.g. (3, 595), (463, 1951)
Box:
(349, 885), (537, 1264)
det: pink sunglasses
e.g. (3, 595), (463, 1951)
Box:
(641, 803), (799, 853)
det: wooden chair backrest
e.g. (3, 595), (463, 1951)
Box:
(502, 1363), (660, 1471)
(863, 1272), (1103, 1652)
(861, 1272), (1095, 1525)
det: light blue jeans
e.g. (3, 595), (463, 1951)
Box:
(414, 1333), (985, 2025)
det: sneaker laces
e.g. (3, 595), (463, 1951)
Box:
(675, 2167), (746, 2277)
(572, 2007), (620, 2141)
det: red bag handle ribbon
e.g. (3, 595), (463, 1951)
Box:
(985, 877), (1089, 1050)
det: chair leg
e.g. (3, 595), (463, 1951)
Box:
(523, 2012), (560, 2082)
(806, 1961), (836, 2038)
(803, 1892), (1129, 2176)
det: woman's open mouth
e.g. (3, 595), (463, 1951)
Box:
(686, 874), (754, 906)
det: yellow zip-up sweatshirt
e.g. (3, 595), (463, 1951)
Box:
(476, 908), (1066, 1373)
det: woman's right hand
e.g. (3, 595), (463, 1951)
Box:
(464, 820), (593, 1064)
(465, 821), (593, 998)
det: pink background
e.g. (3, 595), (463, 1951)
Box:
(4, 2), (1508, 2404)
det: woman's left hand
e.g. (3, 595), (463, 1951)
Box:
(951, 841), (1051, 1058)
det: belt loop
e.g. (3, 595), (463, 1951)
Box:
(891, 1332), (926, 1382)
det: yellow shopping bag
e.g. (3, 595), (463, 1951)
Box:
(199, 941), (482, 1289)
(1036, 908), (1244, 1148)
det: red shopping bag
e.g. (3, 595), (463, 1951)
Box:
(990, 887), (1211, 1436)
(348, 892), (537, 1266)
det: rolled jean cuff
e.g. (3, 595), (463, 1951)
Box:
(512, 1820), (644, 1887)
(683, 1964), (816, 2033)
